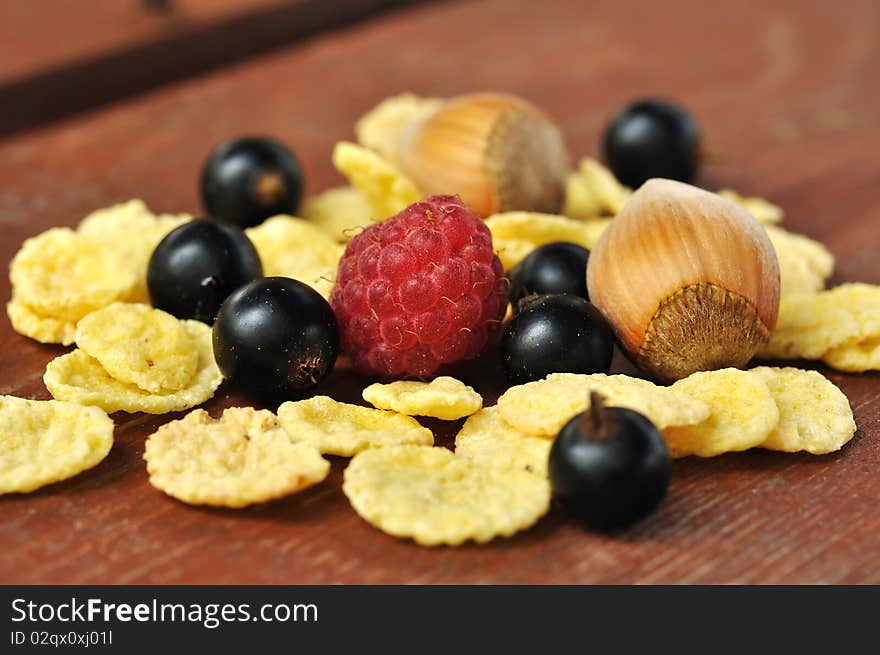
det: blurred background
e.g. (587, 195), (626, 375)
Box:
(0, 0), (422, 137)
(0, 0), (876, 238)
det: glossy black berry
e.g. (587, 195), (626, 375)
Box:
(549, 392), (671, 530)
(602, 99), (701, 189)
(213, 277), (339, 402)
(200, 136), (303, 228)
(500, 294), (614, 385)
(147, 220), (262, 324)
(508, 242), (590, 310)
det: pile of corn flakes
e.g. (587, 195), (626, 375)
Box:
(2, 92), (875, 550)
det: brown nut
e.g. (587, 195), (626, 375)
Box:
(586, 178), (780, 382)
(395, 92), (571, 218)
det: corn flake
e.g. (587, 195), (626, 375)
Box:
(10, 228), (137, 323)
(354, 93), (444, 164)
(332, 141), (421, 220)
(497, 372), (710, 437)
(764, 225), (834, 296)
(666, 368), (779, 457)
(818, 284), (880, 371)
(750, 366), (855, 454)
(277, 395), (433, 457)
(362, 376), (482, 420)
(758, 284), (880, 364)
(562, 158), (631, 220)
(144, 407), (329, 508)
(75, 303), (198, 393)
(485, 211), (611, 270)
(6, 295), (77, 345)
(454, 406), (551, 477)
(822, 338), (880, 372)
(77, 199), (191, 303)
(0, 396), (113, 494)
(758, 293), (854, 360)
(343, 444), (550, 546)
(823, 283), (880, 335)
(44, 320), (221, 414)
(245, 215), (342, 298)
(302, 186), (375, 242)
(717, 189), (784, 224)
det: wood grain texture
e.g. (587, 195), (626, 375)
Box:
(1, 0), (879, 584)
(0, 0), (426, 138)
(0, 1), (289, 83)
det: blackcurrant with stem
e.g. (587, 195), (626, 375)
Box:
(200, 136), (303, 228)
(213, 277), (339, 403)
(549, 391), (671, 530)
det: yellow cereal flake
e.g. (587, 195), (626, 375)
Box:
(332, 141), (421, 220)
(485, 211), (611, 270)
(343, 445), (550, 546)
(10, 227), (137, 323)
(0, 396), (113, 494)
(758, 284), (880, 364)
(245, 215), (342, 298)
(666, 368), (779, 458)
(774, 247), (829, 297)
(354, 93), (445, 164)
(764, 225), (834, 296)
(562, 158), (631, 220)
(758, 293), (855, 360)
(766, 227), (835, 279)
(362, 376), (482, 420)
(824, 283), (880, 336)
(454, 406), (552, 477)
(497, 372), (710, 437)
(822, 337), (880, 372)
(750, 367), (855, 454)
(717, 190), (784, 224)
(6, 295), (76, 345)
(77, 199), (191, 303)
(144, 408), (329, 508)
(302, 186), (376, 242)
(75, 303), (198, 394)
(491, 239), (534, 272)
(818, 284), (880, 371)
(44, 320), (221, 414)
(277, 395), (433, 457)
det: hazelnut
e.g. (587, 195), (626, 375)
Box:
(395, 93), (571, 218)
(586, 178), (780, 382)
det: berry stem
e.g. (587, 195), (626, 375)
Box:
(515, 292), (540, 312)
(255, 172), (286, 205)
(582, 391), (612, 441)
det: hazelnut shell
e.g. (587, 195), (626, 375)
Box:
(396, 93), (570, 218)
(586, 178), (780, 382)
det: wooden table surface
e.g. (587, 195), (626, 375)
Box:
(1, 0), (879, 584)
(0, 0), (290, 84)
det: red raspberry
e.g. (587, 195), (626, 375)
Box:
(330, 195), (508, 378)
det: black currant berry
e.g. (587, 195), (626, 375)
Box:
(549, 392), (671, 530)
(200, 136), (303, 228)
(508, 242), (590, 309)
(147, 220), (262, 324)
(213, 277), (339, 402)
(500, 294), (614, 385)
(602, 99), (701, 189)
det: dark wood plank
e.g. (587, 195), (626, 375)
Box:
(1, 0), (879, 584)
(0, 0), (429, 138)
(0, 1), (287, 83)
